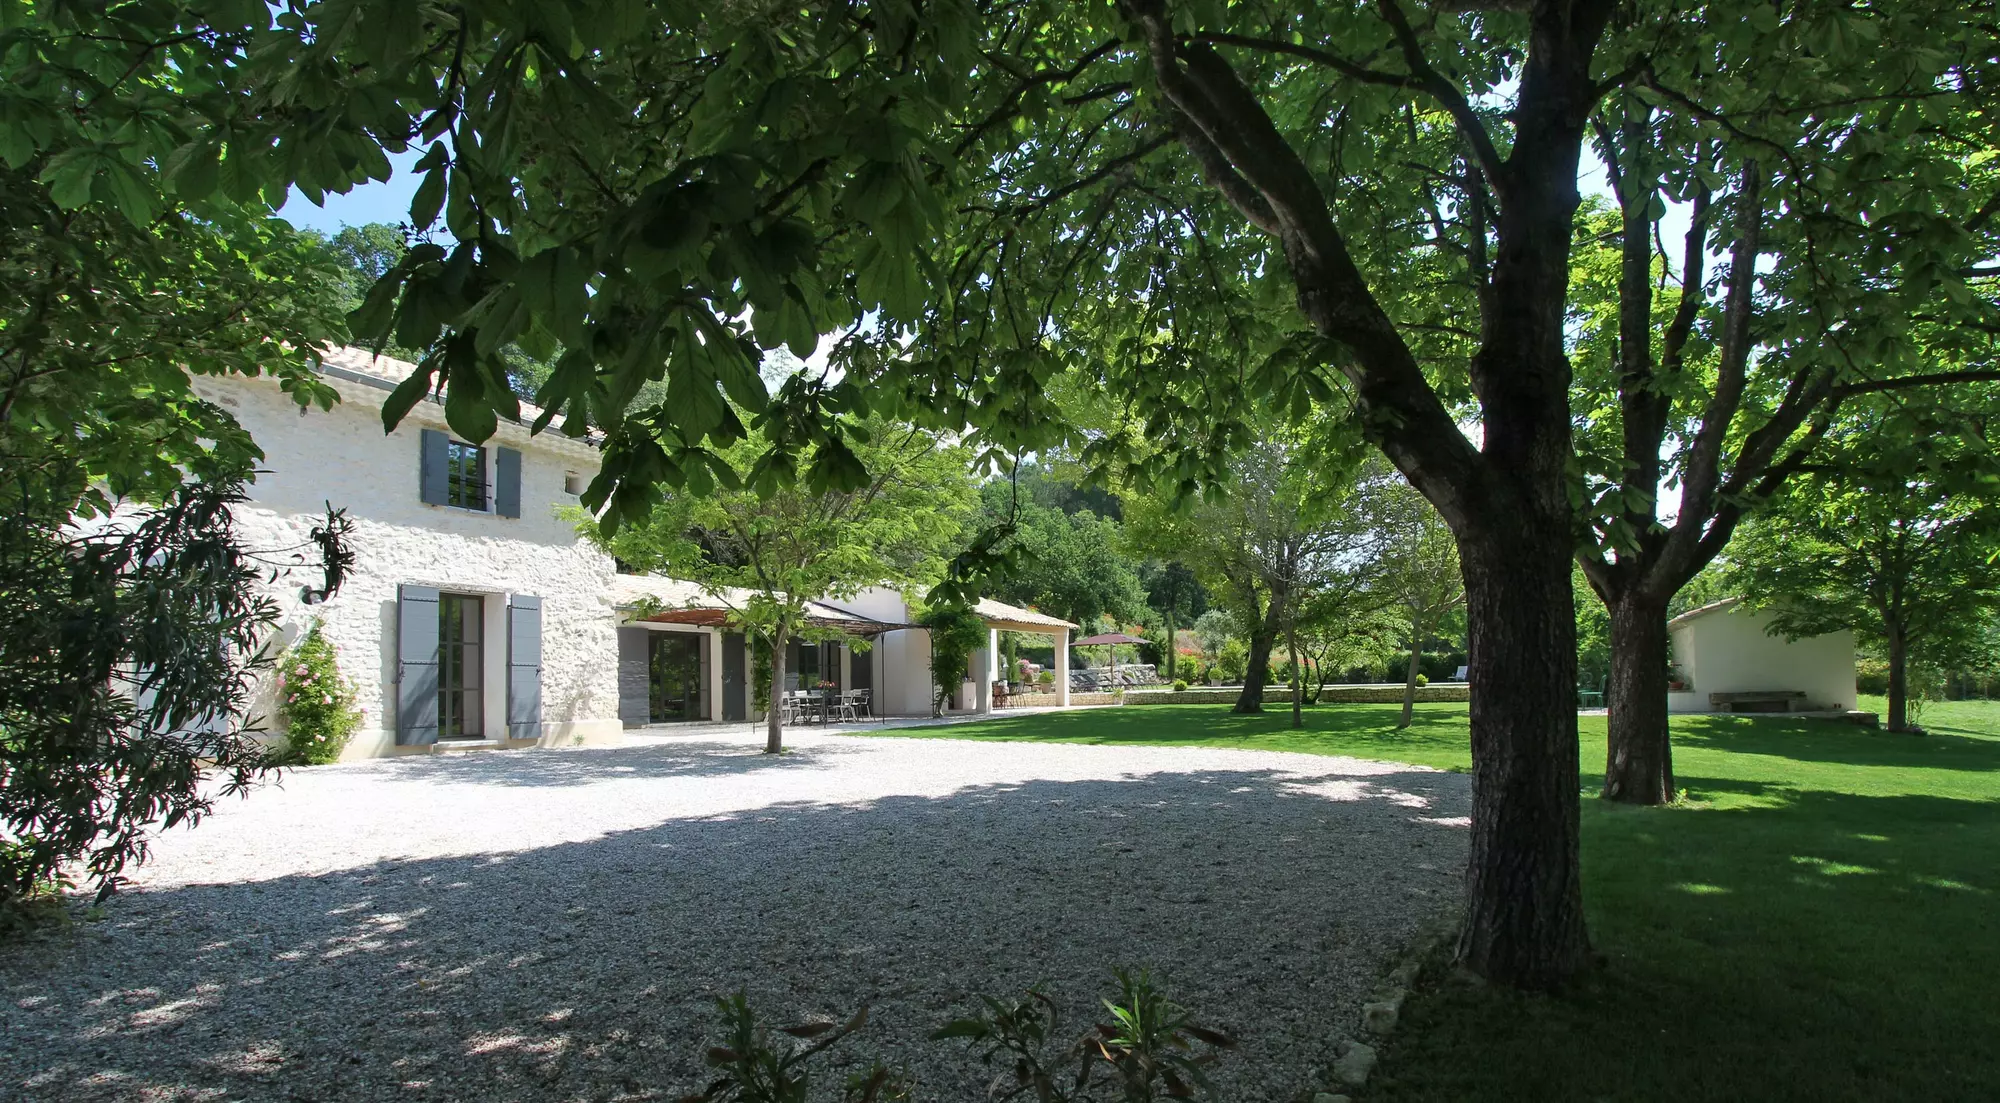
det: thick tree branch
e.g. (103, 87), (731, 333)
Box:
(1835, 369), (2000, 397)
(1188, 32), (1418, 90)
(1119, 0), (1489, 524)
(1375, 0), (1508, 191)
(1657, 182), (1712, 372)
(1667, 165), (1763, 566)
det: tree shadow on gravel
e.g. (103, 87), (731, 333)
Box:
(0, 768), (1468, 1103)
(339, 738), (880, 788)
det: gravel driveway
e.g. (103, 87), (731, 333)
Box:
(1, 729), (1469, 1102)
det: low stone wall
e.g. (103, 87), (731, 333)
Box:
(1125, 683), (1470, 706)
(1124, 687), (1294, 705)
(1317, 683), (1470, 704)
(995, 692), (1121, 708)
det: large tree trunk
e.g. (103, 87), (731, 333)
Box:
(765, 624), (788, 754)
(1234, 592), (1283, 714)
(1398, 634), (1422, 729)
(1886, 618), (1910, 731)
(1602, 591), (1674, 803)
(1455, 533), (1591, 989)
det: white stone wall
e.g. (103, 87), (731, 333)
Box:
(199, 372), (624, 759)
(820, 587), (936, 717)
(1668, 604), (1857, 714)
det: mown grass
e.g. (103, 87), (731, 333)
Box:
(878, 699), (2000, 1101)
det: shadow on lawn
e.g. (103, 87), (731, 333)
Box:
(952, 703), (1473, 748)
(2, 767), (1469, 1103)
(1382, 785), (2000, 1103)
(1672, 713), (2000, 774)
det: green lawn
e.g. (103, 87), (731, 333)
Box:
(883, 700), (2000, 1101)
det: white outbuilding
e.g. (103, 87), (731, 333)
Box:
(1666, 597), (1858, 715)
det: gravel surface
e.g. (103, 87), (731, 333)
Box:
(1, 729), (1469, 1102)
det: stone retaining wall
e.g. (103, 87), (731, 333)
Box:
(995, 692), (1121, 708)
(1125, 683), (1471, 706)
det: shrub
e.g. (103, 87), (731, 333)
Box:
(680, 970), (1231, 1103)
(275, 621), (361, 765)
(0, 845), (68, 938)
(1414, 673), (1429, 688)
(937, 968), (1232, 1101)
(1856, 658), (1888, 696)
(1215, 639), (1248, 684)
(920, 602), (988, 717)
(677, 994), (910, 1103)
(1038, 669), (1056, 686)
(1172, 679), (1189, 692)
(0, 476), (351, 917)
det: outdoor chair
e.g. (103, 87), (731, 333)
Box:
(783, 690), (818, 725)
(847, 689), (872, 720)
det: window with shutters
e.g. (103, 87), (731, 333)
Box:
(446, 441), (487, 510)
(438, 592), (484, 738)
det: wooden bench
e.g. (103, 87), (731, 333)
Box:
(1709, 690), (1807, 714)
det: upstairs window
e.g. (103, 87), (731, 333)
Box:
(420, 428), (520, 518)
(447, 442), (487, 510)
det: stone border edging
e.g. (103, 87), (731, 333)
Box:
(1310, 906), (1462, 1101)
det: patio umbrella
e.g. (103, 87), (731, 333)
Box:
(1071, 631), (1150, 691)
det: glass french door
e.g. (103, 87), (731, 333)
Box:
(649, 633), (707, 722)
(438, 592), (484, 738)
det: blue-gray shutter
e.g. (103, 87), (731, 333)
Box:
(396, 584), (441, 745)
(419, 429), (449, 506)
(617, 627), (651, 727)
(722, 632), (747, 722)
(507, 595), (543, 742)
(495, 446), (522, 518)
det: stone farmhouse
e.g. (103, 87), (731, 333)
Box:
(201, 347), (1077, 762)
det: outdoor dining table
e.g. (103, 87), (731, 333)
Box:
(795, 690), (848, 725)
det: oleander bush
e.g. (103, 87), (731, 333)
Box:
(274, 621), (361, 765)
(679, 970), (1232, 1103)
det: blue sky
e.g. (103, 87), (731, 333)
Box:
(274, 147), (427, 236)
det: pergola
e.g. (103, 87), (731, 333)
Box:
(971, 598), (1079, 712)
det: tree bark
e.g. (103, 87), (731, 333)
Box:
(1886, 618), (1910, 731)
(1602, 591), (1673, 803)
(1398, 633), (1422, 729)
(766, 622), (788, 754)
(1164, 609), (1177, 682)
(1234, 590), (1284, 714)
(1455, 532), (1591, 989)
(1124, 0), (1607, 990)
